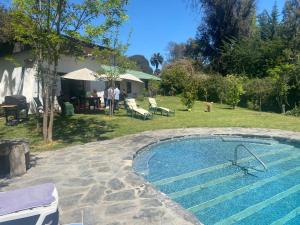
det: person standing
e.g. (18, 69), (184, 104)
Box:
(91, 89), (99, 109)
(107, 86), (114, 109)
(114, 86), (120, 110)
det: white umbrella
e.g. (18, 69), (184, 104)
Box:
(62, 68), (99, 81)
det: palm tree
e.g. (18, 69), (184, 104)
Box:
(150, 53), (164, 75)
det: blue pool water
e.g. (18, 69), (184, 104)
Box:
(133, 136), (300, 225)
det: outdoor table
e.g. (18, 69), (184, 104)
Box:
(71, 97), (101, 112)
(86, 97), (101, 110)
(1, 105), (18, 124)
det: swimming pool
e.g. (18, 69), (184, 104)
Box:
(133, 135), (300, 225)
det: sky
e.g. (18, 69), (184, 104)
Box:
(120, 0), (286, 64)
(2, 0), (286, 66)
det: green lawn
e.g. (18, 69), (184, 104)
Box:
(1, 96), (300, 151)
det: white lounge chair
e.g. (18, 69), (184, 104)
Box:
(125, 98), (153, 120)
(148, 97), (175, 116)
(0, 183), (59, 225)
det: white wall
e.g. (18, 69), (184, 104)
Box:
(120, 81), (144, 98)
(0, 51), (39, 107)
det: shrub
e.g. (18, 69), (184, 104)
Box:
(194, 74), (227, 103)
(181, 90), (197, 110)
(160, 59), (194, 95)
(181, 77), (198, 110)
(244, 77), (274, 111)
(225, 75), (245, 109)
(286, 105), (300, 117)
(148, 80), (160, 97)
(196, 75), (209, 101)
(268, 64), (294, 111)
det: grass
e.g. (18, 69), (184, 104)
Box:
(1, 96), (300, 151)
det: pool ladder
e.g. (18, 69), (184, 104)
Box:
(231, 144), (267, 174)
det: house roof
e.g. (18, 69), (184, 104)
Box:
(127, 69), (161, 81)
(100, 65), (161, 81)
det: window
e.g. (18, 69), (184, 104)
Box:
(126, 82), (132, 94)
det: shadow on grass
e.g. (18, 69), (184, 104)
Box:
(20, 115), (118, 145)
(53, 116), (118, 143)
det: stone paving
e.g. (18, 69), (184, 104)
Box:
(1, 128), (300, 225)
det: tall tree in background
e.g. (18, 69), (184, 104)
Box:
(282, 0), (300, 60)
(166, 42), (187, 63)
(0, 5), (14, 56)
(11, 0), (128, 143)
(257, 2), (279, 41)
(189, 0), (256, 72)
(150, 52), (164, 75)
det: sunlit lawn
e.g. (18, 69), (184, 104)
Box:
(1, 96), (300, 151)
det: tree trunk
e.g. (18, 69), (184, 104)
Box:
(42, 84), (49, 142)
(109, 80), (115, 116)
(47, 92), (54, 142)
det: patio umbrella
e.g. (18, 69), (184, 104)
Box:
(62, 68), (99, 81)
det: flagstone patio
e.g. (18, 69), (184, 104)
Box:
(1, 128), (300, 225)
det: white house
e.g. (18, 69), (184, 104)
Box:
(0, 47), (160, 112)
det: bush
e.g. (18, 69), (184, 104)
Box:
(268, 64), (294, 111)
(148, 80), (160, 97)
(225, 75), (245, 109)
(244, 77), (274, 111)
(181, 77), (198, 110)
(286, 105), (300, 117)
(196, 75), (209, 101)
(193, 74), (227, 103)
(160, 59), (194, 95)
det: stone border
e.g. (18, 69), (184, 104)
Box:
(1, 128), (300, 225)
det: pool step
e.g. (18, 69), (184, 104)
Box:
(153, 146), (292, 186)
(169, 153), (300, 200)
(187, 165), (300, 213)
(270, 206), (300, 225)
(214, 184), (300, 225)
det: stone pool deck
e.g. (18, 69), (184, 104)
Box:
(1, 128), (300, 225)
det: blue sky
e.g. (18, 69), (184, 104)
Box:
(120, 0), (286, 63)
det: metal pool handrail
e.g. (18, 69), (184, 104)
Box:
(232, 144), (268, 172)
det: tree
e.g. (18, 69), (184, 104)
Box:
(166, 42), (186, 63)
(181, 85), (197, 111)
(128, 55), (153, 74)
(11, 0), (128, 143)
(257, 2), (279, 41)
(93, 27), (135, 116)
(270, 2), (280, 39)
(245, 77), (274, 111)
(181, 75), (198, 111)
(189, 0), (256, 71)
(225, 75), (245, 109)
(0, 5), (15, 56)
(160, 59), (194, 95)
(220, 36), (285, 77)
(148, 80), (160, 97)
(282, 0), (300, 58)
(150, 52), (164, 75)
(268, 64), (295, 112)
